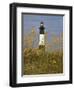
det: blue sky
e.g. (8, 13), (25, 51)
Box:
(22, 14), (63, 48)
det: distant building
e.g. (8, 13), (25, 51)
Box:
(39, 22), (45, 50)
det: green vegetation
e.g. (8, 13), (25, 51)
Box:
(23, 48), (63, 75)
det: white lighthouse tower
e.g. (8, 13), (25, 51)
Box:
(39, 22), (45, 50)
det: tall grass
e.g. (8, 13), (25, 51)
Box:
(23, 28), (63, 75)
(24, 48), (63, 75)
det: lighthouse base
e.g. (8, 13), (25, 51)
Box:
(39, 45), (45, 51)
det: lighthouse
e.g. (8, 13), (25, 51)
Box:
(39, 22), (45, 50)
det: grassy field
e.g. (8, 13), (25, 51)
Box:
(23, 48), (63, 75)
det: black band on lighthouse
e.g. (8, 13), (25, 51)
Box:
(39, 22), (45, 34)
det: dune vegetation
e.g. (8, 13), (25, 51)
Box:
(23, 48), (63, 75)
(23, 28), (63, 75)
